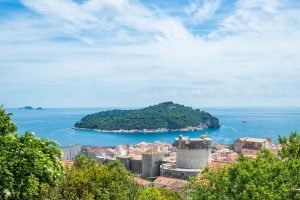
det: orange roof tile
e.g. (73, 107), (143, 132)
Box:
(60, 160), (74, 169)
(153, 176), (187, 189)
(133, 177), (152, 186)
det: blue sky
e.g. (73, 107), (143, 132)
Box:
(1, 0), (300, 108)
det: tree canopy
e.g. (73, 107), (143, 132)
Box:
(138, 186), (181, 200)
(279, 131), (300, 159)
(0, 105), (17, 136)
(75, 102), (220, 131)
(185, 132), (300, 200)
(58, 154), (140, 200)
(0, 106), (63, 199)
(0, 106), (181, 200)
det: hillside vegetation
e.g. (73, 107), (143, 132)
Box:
(75, 102), (220, 131)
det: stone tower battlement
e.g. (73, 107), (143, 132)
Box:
(174, 135), (212, 150)
(174, 135), (212, 169)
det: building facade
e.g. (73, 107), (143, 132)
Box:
(61, 144), (82, 160)
(160, 135), (212, 180)
(175, 135), (212, 169)
(142, 151), (165, 178)
(234, 137), (273, 155)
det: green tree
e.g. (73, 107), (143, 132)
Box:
(279, 131), (300, 159)
(0, 105), (16, 136)
(0, 106), (63, 199)
(58, 154), (140, 200)
(58, 154), (183, 200)
(186, 132), (300, 200)
(139, 186), (181, 200)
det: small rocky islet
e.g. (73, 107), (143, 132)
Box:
(18, 106), (44, 110)
(75, 102), (220, 133)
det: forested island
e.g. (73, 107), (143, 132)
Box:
(18, 106), (44, 110)
(18, 106), (34, 110)
(75, 102), (220, 133)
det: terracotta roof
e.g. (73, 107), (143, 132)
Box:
(60, 160), (74, 169)
(153, 176), (187, 189)
(143, 149), (160, 155)
(127, 154), (142, 160)
(239, 138), (267, 143)
(133, 177), (152, 186)
(209, 161), (230, 170)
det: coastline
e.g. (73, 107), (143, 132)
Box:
(73, 124), (208, 134)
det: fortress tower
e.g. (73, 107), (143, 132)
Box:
(142, 150), (166, 178)
(160, 135), (212, 180)
(174, 135), (212, 169)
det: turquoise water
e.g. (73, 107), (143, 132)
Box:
(7, 108), (300, 147)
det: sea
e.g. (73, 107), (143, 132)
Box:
(7, 107), (300, 147)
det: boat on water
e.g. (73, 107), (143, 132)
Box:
(242, 120), (247, 123)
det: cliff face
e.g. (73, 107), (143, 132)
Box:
(205, 117), (220, 128)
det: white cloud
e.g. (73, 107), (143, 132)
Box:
(20, 0), (192, 44)
(0, 0), (300, 107)
(209, 0), (300, 38)
(185, 0), (221, 23)
(237, 0), (280, 13)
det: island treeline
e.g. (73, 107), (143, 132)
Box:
(75, 102), (220, 132)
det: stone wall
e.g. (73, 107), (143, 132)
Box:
(130, 159), (142, 174)
(160, 163), (201, 180)
(142, 153), (165, 178)
(176, 148), (211, 169)
(61, 144), (82, 160)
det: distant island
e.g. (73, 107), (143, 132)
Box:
(75, 102), (220, 133)
(19, 106), (34, 110)
(19, 106), (44, 110)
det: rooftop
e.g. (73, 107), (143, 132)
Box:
(60, 160), (74, 168)
(153, 176), (187, 189)
(174, 135), (212, 149)
(143, 149), (161, 155)
(133, 177), (152, 186)
(175, 135), (212, 142)
(161, 163), (202, 172)
(239, 138), (268, 143)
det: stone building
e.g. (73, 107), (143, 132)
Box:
(175, 135), (212, 169)
(160, 135), (212, 180)
(234, 137), (273, 156)
(142, 150), (166, 178)
(117, 155), (142, 174)
(61, 144), (82, 160)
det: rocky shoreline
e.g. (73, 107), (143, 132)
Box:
(74, 124), (208, 134)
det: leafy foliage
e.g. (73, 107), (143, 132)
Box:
(0, 106), (63, 199)
(57, 154), (181, 200)
(138, 186), (181, 200)
(0, 105), (17, 136)
(278, 131), (300, 159)
(186, 132), (300, 200)
(0, 106), (181, 200)
(58, 154), (140, 200)
(75, 102), (220, 130)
